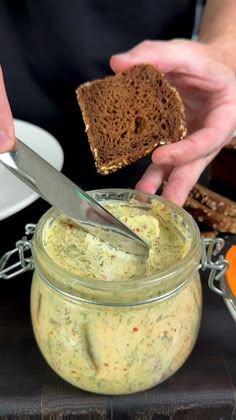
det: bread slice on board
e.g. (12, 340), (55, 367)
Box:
(184, 183), (236, 234)
(76, 64), (186, 175)
(189, 183), (236, 217)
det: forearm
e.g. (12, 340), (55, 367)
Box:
(198, 0), (236, 72)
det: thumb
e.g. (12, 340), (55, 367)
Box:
(110, 39), (231, 85)
(110, 40), (179, 74)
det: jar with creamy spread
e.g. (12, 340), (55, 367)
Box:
(29, 189), (203, 395)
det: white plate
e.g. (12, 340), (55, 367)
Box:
(0, 119), (64, 220)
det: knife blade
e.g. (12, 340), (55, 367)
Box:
(0, 138), (149, 255)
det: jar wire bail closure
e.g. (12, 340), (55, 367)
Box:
(0, 224), (230, 298)
(199, 237), (229, 297)
(0, 224), (35, 280)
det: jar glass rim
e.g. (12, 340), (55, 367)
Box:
(32, 188), (202, 292)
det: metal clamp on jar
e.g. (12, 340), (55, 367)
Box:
(0, 190), (234, 395)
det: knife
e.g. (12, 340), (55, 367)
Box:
(0, 138), (149, 255)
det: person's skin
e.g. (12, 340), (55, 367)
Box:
(0, 67), (15, 152)
(1, 0), (236, 206)
(110, 0), (236, 206)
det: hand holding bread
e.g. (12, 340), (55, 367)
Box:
(110, 39), (236, 206)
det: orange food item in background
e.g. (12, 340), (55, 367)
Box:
(225, 245), (236, 297)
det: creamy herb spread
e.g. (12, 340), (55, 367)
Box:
(31, 201), (202, 394)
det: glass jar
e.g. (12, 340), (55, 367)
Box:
(29, 189), (203, 395)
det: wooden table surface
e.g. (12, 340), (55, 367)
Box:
(0, 199), (235, 420)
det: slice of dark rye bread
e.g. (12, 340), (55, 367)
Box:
(184, 183), (236, 234)
(76, 64), (187, 175)
(188, 183), (236, 217)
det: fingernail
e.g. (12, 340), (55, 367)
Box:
(0, 131), (14, 152)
